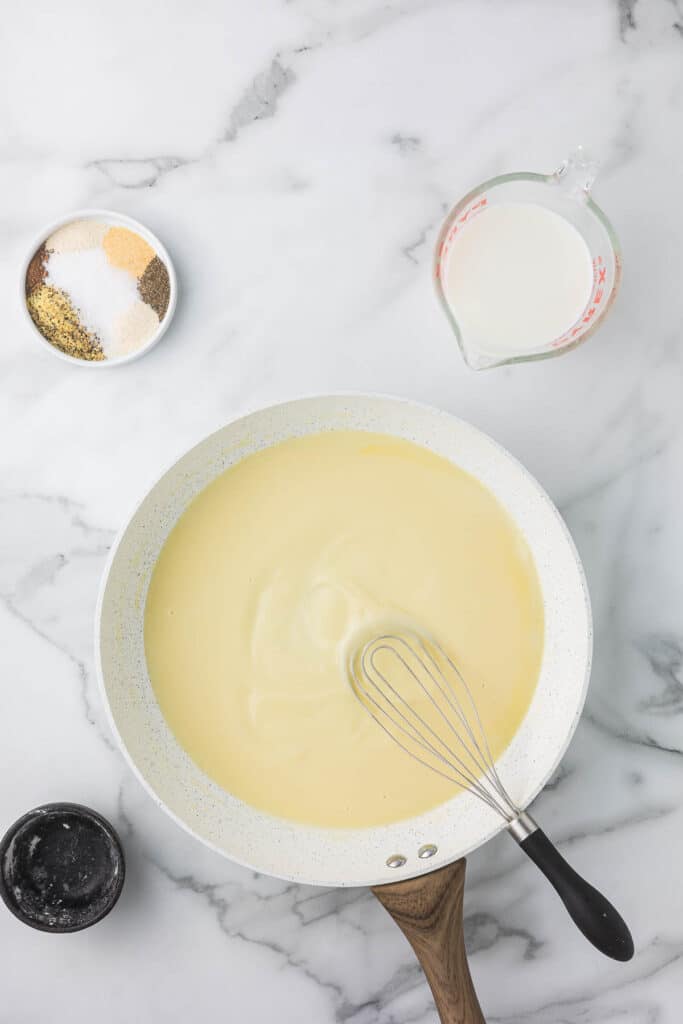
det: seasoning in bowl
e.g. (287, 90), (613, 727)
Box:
(23, 212), (176, 365)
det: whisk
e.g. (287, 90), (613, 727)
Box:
(350, 629), (633, 961)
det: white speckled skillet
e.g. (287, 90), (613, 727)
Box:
(96, 394), (592, 890)
(97, 396), (636, 1019)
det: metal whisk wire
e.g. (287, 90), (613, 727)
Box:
(349, 629), (635, 962)
(349, 631), (520, 822)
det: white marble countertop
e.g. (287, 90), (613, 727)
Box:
(1, 1), (682, 1020)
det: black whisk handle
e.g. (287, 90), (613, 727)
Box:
(514, 821), (634, 961)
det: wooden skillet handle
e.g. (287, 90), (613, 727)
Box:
(372, 859), (486, 1024)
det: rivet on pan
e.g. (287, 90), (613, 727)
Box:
(386, 854), (407, 869)
(418, 844), (438, 859)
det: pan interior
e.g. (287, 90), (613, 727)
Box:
(143, 430), (544, 830)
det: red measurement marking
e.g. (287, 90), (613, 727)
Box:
(571, 326), (583, 337)
(598, 268), (606, 284)
(594, 288), (603, 304)
(456, 197), (488, 225)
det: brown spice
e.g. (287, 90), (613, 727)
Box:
(25, 245), (48, 296)
(138, 255), (170, 319)
(27, 285), (105, 361)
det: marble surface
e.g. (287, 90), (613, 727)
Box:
(1, 0), (682, 1019)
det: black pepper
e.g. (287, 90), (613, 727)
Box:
(138, 255), (170, 320)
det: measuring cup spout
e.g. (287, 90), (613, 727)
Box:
(555, 146), (599, 199)
(459, 342), (504, 371)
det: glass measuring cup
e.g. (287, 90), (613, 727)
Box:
(434, 149), (622, 370)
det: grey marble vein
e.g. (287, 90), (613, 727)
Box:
(135, 841), (431, 1023)
(635, 634), (683, 715)
(465, 911), (543, 961)
(224, 57), (296, 143)
(558, 802), (674, 847)
(618, 0), (638, 40)
(490, 938), (683, 1024)
(584, 706), (683, 757)
(391, 133), (421, 154)
(0, 491), (115, 747)
(90, 156), (188, 190)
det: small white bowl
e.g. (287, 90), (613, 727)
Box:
(21, 208), (178, 368)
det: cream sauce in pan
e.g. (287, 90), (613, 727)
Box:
(144, 431), (544, 827)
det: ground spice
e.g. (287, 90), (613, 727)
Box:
(27, 285), (104, 361)
(25, 244), (48, 295)
(25, 215), (171, 363)
(113, 300), (159, 355)
(103, 226), (155, 277)
(46, 219), (107, 253)
(138, 255), (170, 319)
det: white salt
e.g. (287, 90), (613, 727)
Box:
(46, 248), (139, 356)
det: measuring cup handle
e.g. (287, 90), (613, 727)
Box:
(555, 146), (599, 197)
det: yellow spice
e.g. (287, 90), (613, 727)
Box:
(103, 226), (155, 277)
(27, 285), (104, 361)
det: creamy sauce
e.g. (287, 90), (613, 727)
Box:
(444, 202), (593, 355)
(144, 432), (544, 828)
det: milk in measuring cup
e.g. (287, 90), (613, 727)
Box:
(443, 203), (593, 356)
